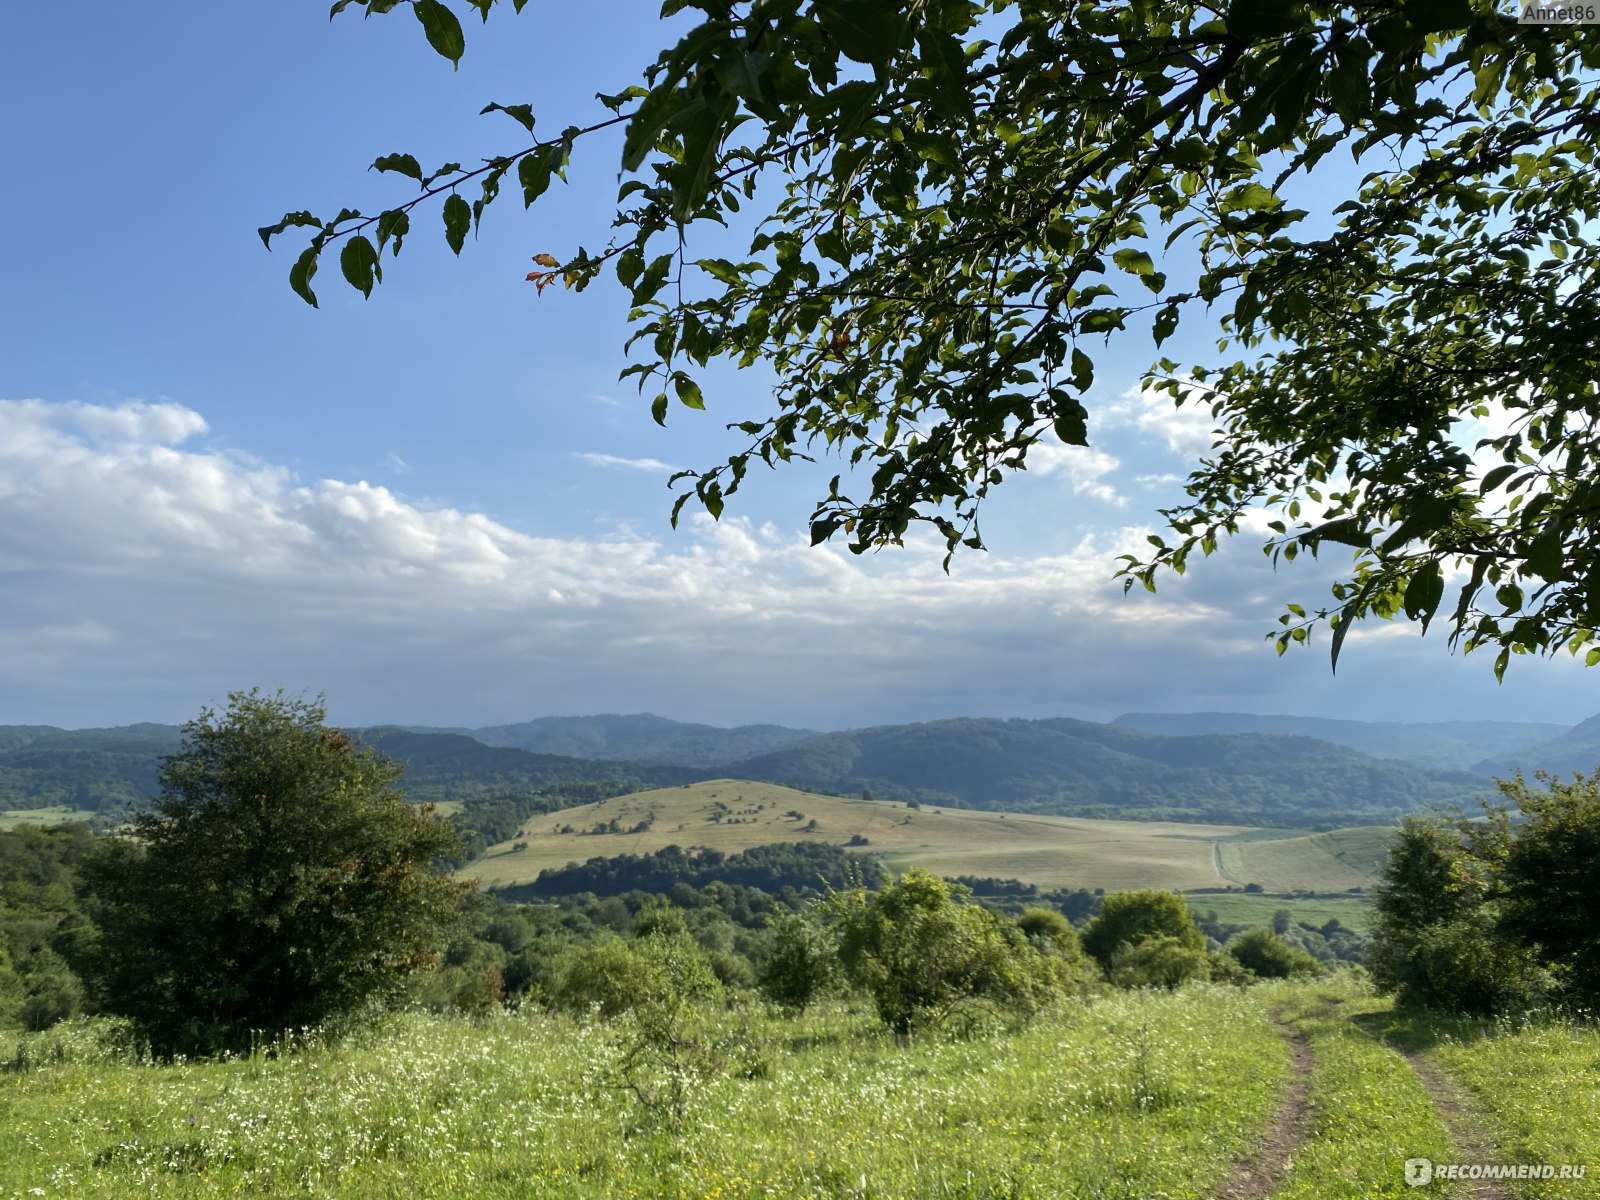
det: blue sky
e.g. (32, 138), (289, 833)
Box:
(1, 2), (1593, 732)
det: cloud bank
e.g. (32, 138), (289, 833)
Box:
(0, 398), (1587, 730)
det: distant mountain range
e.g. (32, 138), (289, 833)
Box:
(3, 708), (1597, 830)
(1111, 712), (1569, 774)
(402, 714), (820, 769)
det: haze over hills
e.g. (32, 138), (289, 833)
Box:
(1113, 711), (1566, 771)
(4, 708), (1599, 830)
(1470, 711), (1600, 779)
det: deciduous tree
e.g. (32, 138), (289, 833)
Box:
(77, 691), (467, 1056)
(265, 2), (1600, 673)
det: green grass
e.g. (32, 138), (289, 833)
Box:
(461, 779), (1390, 896)
(1216, 826), (1394, 893)
(1377, 1007), (1600, 1199)
(1270, 978), (1465, 1200)
(0, 988), (1289, 1199)
(0, 806), (98, 829)
(1184, 894), (1373, 935)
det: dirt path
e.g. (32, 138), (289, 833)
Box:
(1212, 1018), (1315, 1200)
(1394, 1047), (1515, 1200)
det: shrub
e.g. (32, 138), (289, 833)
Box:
(1107, 935), (1210, 990)
(1081, 890), (1205, 972)
(1227, 927), (1321, 979)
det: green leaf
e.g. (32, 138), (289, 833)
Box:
(1112, 248), (1155, 276)
(670, 93), (737, 224)
(371, 152), (423, 183)
(289, 245), (321, 308)
(651, 393), (669, 426)
(518, 150), (553, 206)
(813, 0), (908, 66)
(1479, 463), (1517, 493)
(1069, 348), (1094, 391)
(1152, 306), (1180, 347)
(675, 375), (705, 411)
(258, 210), (323, 250)
(413, 0), (465, 68)
(1403, 561), (1445, 624)
(480, 101), (535, 133)
(442, 193), (470, 255)
(339, 235), (381, 298)
(1226, 0), (1302, 39)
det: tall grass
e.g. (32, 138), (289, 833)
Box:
(1, 987), (1285, 1200)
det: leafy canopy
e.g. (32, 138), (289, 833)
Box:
(265, 1), (1600, 675)
(78, 690), (467, 1056)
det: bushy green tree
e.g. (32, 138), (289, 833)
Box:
(1081, 890), (1204, 973)
(1368, 815), (1545, 1014)
(1227, 927), (1321, 980)
(76, 691), (468, 1056)
(830, 868), (1060, 1035)
(1494, 772), (1600, 1008)
(757, 912), (837, 1014)
(1106, 935), (1210, 990)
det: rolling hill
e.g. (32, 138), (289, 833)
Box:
(714, 717), (1488, 826)
(1112, 711), (1564, 771)
(424, 713), (820, 769)
(1470, 711), (1600, 779)
(461, 778), (1389, 895)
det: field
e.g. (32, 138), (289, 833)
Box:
(1186, 892), (1374, 935)
(4, 977), (1595, 1199)
(0, 806), (98, 830)
(461, 779), (1391, 896)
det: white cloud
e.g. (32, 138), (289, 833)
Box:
(385, 451), (411, 474)
(575, 452), (678, 473)
(1028, 441), (1126, 506)
(0, 397), (1587, 729)
(1105, 381), (1222, 458)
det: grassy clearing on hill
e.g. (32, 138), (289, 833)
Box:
(1187, 894), (1374, 935)
(0, 988), (1287, 1200)
(1215, 827), (1394, 893)
(461, 780), (1387, 895)
(0, 807), (98, 830)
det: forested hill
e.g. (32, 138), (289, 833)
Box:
(1112, 711), (1567, 771)
(1470, 711), (1600, 779)
(404, 714), (819, 769)
(4, 709), (1592, 829)
(717, 717), (1489, 827)
(0, 725), (692, 816)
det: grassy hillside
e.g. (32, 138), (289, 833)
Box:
(1187, 893), (1374, 935)
(5, 977), (1596, 1199)
(0, 806), (98, 830)
(461, 779), (1388, 895)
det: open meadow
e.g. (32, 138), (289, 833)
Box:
(3, 976), (1595, 1199)
(461, 780), (1389, 897)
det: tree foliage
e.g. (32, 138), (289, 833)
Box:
(266, 2), (1600, 673)
(828, 868), (1071, 1034)
(1368, 778), (1600, 1015)
(1080, 888), (1205, 971)
(77, 691), (468, 1056)
(1226, 926), (1322, 980)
